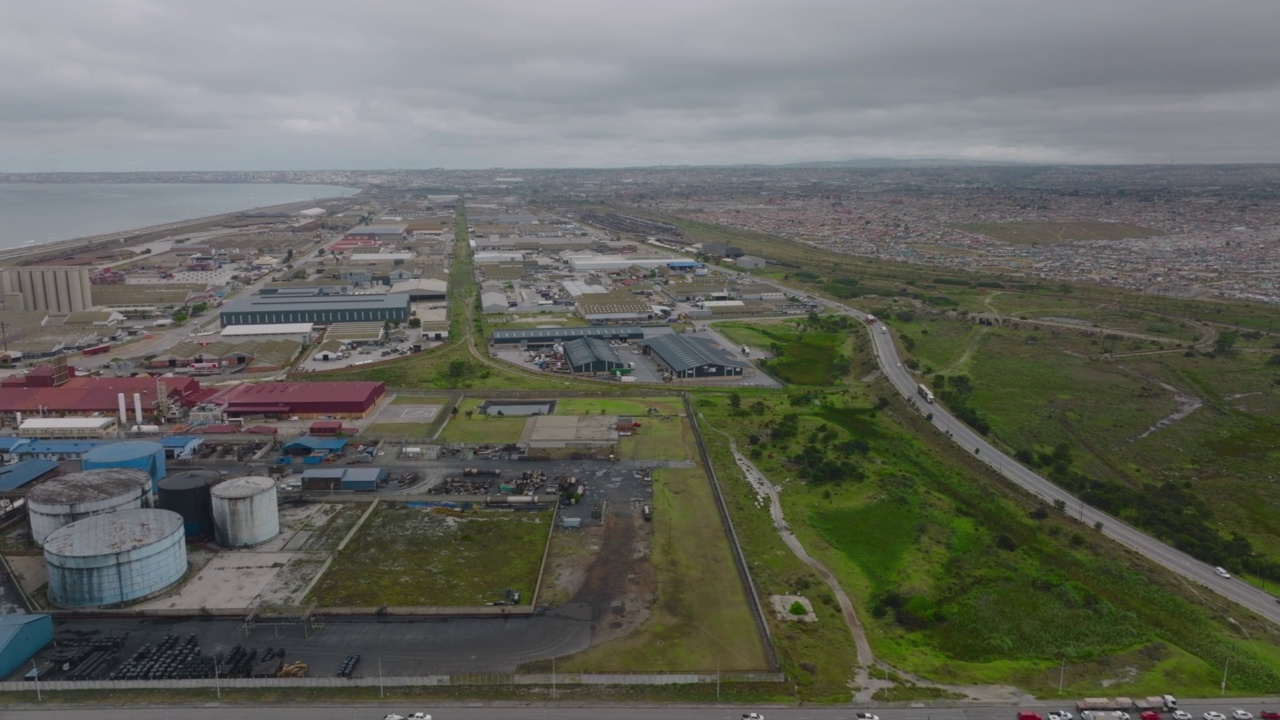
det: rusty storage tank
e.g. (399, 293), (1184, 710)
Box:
(156, 470), (222, 538)
(210, 476), (279, 548)
(43, 508), (187, 608)
(26, 468), (151, 547)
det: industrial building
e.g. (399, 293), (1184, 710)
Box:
(299, 467), (386, 492)
(1, 266), (94, 313)
(735, 255), (767, 270)
(342, 224), (408, 243)
(0, 371), (200, 424)
(562, 338), (627, 374)
(389, 278), (448, 301)
(17, 417), (118, 438)
(0, 614), (53, 678)
(641, 333), (747, 379)
(0, 458), (59, 493)
(565, 255), (682, 272)
(81, 440), (167, 491)
(208, 381), (385, 418)
(481, 291), (509, 314)
(44, 508), (188, 608)
(219, 293), (410, 327)
(211, 476), (279, 548)
(490, 326), (645, 348)
(26, 468), (152, 546)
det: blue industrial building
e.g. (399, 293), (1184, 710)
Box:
(0, 459), (60, 492)
(0, 614), (54, 679)
(10, 439), (112, 461)
(281, 437), (348, 455)
(219, 293), (410, 327)
(490, 325), (646, 347)
(81, 441), (166, 491)
(160, 435), (204, 460)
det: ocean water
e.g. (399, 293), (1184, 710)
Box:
(0, 183), (359, 251)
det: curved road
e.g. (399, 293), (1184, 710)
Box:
(804, 297), (1280, 626)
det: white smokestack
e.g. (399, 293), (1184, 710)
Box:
(15, 412), (22, 426)
(133, 393), (144, 424)
(118, 393), (128, 426)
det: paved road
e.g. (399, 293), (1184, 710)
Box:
(803, 297), (1280, 626)
(6, 700), (1279, 720)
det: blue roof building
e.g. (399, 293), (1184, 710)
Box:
(0, 437), (29, 454)
(11, 439), (112, 460)
(0, 459), (60, 493)
(160, 435), (204, 460)
(282, 436), (348, 455)
(0, 614), (54, 678)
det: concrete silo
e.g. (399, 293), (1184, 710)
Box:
(156, 470), (222, 538)
(43, 508), (187, 608)
(81, 441), (167, 492)
(211, 476), (279, 548)
(26, 469), (151, 547)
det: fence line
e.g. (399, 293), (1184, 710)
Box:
(682, 393), (780, 672)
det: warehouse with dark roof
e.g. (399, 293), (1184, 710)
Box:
(562, 337), (626, 374)
(641, 333), (746, 379)
(490, 326), (645, 348)
(219, 294), (410, 327)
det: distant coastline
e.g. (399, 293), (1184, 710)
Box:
(0, 183), (360, 257)
(0, 183), (360, 265)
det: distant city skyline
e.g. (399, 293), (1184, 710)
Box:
(2, 1), (1279, 171)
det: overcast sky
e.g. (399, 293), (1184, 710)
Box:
(2, 0), (1278, 171)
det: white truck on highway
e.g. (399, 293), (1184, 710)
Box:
(917, 383), (934, 403)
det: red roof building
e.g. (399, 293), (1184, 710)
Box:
(209, 381), (385, 419)
(0, 373), (201, 422)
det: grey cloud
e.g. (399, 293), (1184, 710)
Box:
(1, 0), (1279, 170)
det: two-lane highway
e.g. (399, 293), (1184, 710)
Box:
(848, 304), (1280, 626)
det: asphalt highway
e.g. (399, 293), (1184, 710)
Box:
(6, 699), (1279, 720)
(817, 299), (1280, 626)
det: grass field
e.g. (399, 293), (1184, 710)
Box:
(555, 465), (768, 672)
(437, 398), (527, 444)
(309, 503), (550, 606)
(695, 389), (1280, 697)
(957, 221), (1163, 244)
(715, 320), (851, 386)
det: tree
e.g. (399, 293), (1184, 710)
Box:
(408, 317), (422, 328)
(1214, 330), (1240, 357)
(728, 392), (742, 410)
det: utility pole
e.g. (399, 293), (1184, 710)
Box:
(214, 658), (220, 699)
(32, 660), (41, 702)
(379, 657), (384, 698)
(1059, 658), (1066, 695)
(552, 656), (556, 700)
(1220, 658), (1228, 696)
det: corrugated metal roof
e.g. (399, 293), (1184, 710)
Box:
(0, 459), (59, 492)
(82, 441), (163, 462)
(282, 436), (348, 452)
(491, 326), (645, 342)
(43, 508), (182, 556)
(14, 440), (112, 455)
(563, 337), (622, 369)
(642, 333), (746, 373)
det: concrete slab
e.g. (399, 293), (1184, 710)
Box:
(138, 551), (305, 610)
(521, 415), (620, 447)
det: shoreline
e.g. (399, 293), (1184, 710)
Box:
(0, 189), (363, 265)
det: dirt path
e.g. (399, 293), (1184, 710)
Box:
(701, 416), (1032, 703)
(1135, 377), (1204, 440)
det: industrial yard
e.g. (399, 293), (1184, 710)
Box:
(0, 381), (764, 681)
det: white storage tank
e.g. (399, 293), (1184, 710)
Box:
(211, 476), (279, 548)
(26, 469), (151, 547)
(44, 508), (187, 608)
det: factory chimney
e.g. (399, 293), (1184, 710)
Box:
(133, 393), (144, 425)
(118, 393), (128, 426)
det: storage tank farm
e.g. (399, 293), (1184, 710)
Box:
(211, 476), (279, 548)
(26, 469), (152, 546)
(81, 440), (167, 492)
(156, 470), (222, 538)
(43, 508), (187, 608)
